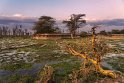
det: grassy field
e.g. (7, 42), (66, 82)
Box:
(0, 37), (124, 83)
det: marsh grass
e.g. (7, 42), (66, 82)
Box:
(0, 37), (124, 82)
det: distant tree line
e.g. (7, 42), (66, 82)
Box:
(79, 29), (124, 37)
(0, 25), (31, 37)
(99, 29), (124, 35)
(2, 14), (123, 38)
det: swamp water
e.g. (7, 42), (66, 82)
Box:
(0, 39), (124, 82)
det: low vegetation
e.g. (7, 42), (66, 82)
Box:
(0, 33), (124, 82)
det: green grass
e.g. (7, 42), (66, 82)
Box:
(0, 37), (124, 82)
(0, 63), (32, 71)
(7, 74), (35, 83)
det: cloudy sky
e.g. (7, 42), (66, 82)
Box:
(0, 0), (124, 20)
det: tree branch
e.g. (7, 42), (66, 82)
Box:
(67, 45), (116, 78)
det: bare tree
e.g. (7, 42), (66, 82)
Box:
(0, 27), (2, 37)
(2, 26), (8, 36)
(66, 26), (116, 78)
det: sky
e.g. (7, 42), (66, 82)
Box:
(0, 0), (124, 20)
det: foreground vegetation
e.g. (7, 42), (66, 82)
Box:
(0, 36), (124, 83)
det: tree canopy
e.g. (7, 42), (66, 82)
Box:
(63, 14), (86, 38)
(33, 16), (59, 34)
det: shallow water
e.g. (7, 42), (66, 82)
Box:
(0, 39), (124, 82)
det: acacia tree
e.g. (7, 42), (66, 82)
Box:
(66, 26), (116, 78)
(63, 14), (86, 38)
(33, 16), (59, 34)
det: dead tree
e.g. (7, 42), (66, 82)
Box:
(67, 26), (116, 78)
(2, 26), (8, 36)
(0, 27), (2, 37)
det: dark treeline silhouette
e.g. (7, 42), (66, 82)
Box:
(0, 25), (31, 37)
(99, 29), (124, 35)
(0, 14), (86, 38)
(79, 29), (124, 37)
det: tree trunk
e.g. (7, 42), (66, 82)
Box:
(71, 33), (74, 39)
